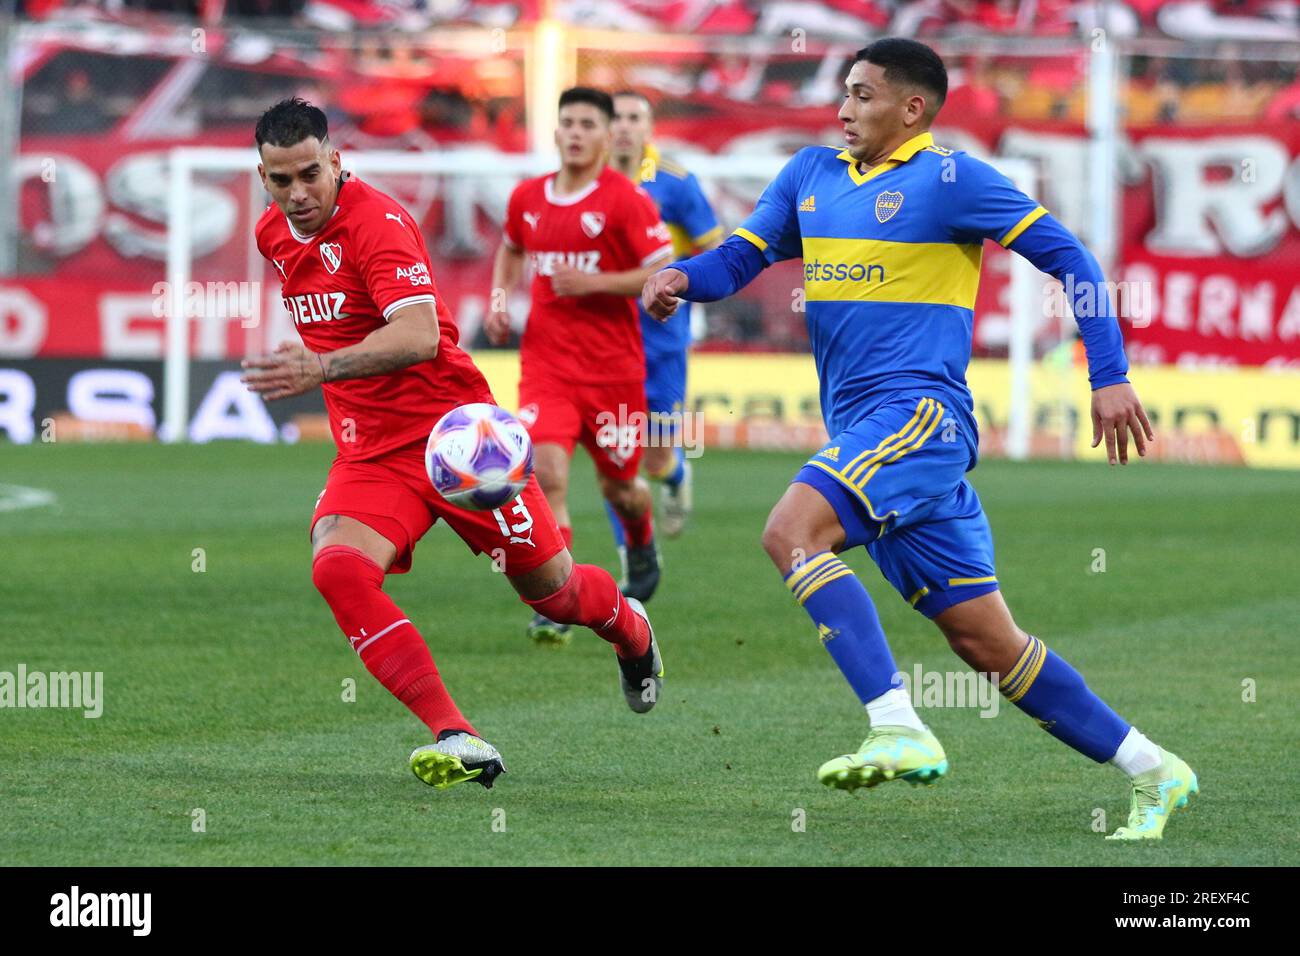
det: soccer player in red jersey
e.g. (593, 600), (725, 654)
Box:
(488, 87), (674, 645)
(241, 98), (665, 792)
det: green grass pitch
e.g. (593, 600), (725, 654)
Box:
(1, 442), (1296, 866)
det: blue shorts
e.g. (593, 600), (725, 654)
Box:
(645, 348), (688, 439)
(795, 392), (998, 619)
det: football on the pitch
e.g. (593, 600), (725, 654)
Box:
(425, 403), (533, 511)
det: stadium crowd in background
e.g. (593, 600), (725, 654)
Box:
(9, 0), (1299, 40)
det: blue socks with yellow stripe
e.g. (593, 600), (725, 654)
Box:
(662, 447), (687, 488)
(999, 635), (1130, 762)
(782, 551), (1131, 763)
(785, 552), (900, 704)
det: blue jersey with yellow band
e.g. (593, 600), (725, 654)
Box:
(733, 132), (1048, 437)
(637, 144), (722, 354)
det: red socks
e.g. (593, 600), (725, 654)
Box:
(620, 508), (654, 549)
(525, 563), (650, 659)
(563, 513), (651, 549)
(312, 545), (475, 739)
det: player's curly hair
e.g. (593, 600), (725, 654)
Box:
(255, 97), (330, 151)
(854, 38), (948, 116)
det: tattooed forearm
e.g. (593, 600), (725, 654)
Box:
(322, 349), (423, 383)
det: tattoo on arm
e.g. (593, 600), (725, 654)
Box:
(323, 349), (422, 383)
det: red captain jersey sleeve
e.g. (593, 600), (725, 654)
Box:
(622, 185), (674, 268)
(350, 201), (438, 320)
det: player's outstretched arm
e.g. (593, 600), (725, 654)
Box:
(241, 301), (439, 400)
(643, 268), (689, 320)
(1008, 215), (1154, 465)
(640, 234), (768, 320)
(551, 255), (670, 298)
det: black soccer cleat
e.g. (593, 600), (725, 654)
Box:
(619, 541), (661, 603)
(616, 598), (663, 714)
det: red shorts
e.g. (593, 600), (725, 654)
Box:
(311, 440), (565, 575)
(517, 377), (646, 482)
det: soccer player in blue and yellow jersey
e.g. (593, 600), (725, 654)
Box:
(643, 39), (1197, 840)
(607, 90), (722, 554)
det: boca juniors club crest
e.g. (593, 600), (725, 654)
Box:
(580, 211), (606, 238)
(319, 242), (343, 274)
(875, 191), (904, 224)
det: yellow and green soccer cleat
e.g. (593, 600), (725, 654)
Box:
(527, 612), (572, 647)
(1106, 748), (1198, 841)
(409, 732), (506, 790)
(817, 725), (949, 792)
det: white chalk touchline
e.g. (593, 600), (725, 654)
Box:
(0, 484), (57, 513)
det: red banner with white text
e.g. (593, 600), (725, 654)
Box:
(9, 117), (1300, 366)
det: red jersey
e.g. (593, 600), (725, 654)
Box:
(503, 165), (673, 386)
(256, 175), (493, 461)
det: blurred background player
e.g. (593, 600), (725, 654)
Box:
(488, 87), (674, 644)
(644, 40), (1196, 841)
(605, 89), (722, 547)
(243, 99), (664, 793)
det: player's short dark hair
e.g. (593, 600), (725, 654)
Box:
(613, 89), (651, 107)
(558, 86), (614, 122)
(255, 97), (329, 151)
(854, 38), (948, 114)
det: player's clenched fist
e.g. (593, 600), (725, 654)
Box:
(642, 268), (688, 322)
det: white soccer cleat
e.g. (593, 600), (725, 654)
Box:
(659, 459), (693, 538)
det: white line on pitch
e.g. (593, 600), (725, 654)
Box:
(0, 484), (58, 513)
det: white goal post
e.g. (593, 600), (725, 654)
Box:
(163, 148), (1041, 456)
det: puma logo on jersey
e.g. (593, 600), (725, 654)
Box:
(493, 500), (536, 548)
(396, 262), (431, 286)
(272, 259), (288, 280)
(799, 194), (816, 212)
(530, 250), (601, 276)
(285, 291), (347, 325)
(385, 212), (405, 227)
(523, 212), (540, 230)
